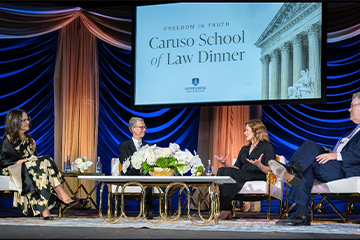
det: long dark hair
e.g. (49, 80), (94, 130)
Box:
(5, 109), (33, 144)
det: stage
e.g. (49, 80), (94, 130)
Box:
(0, 207), (359, 239)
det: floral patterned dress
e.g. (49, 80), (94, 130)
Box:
(1, 137), (64, 216)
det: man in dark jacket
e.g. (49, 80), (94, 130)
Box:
(269, 91), (360, 226)
(118, 117), (153, 219)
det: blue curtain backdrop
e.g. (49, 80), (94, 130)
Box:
(0, 31), (57, 156)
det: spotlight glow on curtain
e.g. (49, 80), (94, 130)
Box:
(0, 32), (57, 156)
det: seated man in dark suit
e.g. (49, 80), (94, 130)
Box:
(118, 117), (153, 219)
(269, 91), (360, 226)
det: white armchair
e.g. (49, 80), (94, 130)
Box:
(309, 176), (360, 223)
(232, 155), (286, 220)
(0, 175), (17, 192)
(0, 164), (24, 208)
(110, 158), (162, 195)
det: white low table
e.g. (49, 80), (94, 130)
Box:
(78, 175), (236, 226)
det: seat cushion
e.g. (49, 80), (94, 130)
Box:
(111, 185), (162, 194)
(235, 155), (286, 201)
(238, 179), (284, 200)
(311, 176), (360, 194)
(111, 158), (120, 176)
(0, 175), (17, 191)
(0, 175), (10, 191)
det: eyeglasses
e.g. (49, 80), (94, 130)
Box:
(134, 126), (147, 129)
(350, 103), (360, 109)
(21, 117), (31, 123)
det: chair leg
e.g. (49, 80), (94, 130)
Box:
(278, 200), (283, 219)
(280, 202), (297, 219)
(267, 199), (270, 220)
(232, 200), (236, 218)
(344, 202), (353, 222)
(311, 195), (315, 221)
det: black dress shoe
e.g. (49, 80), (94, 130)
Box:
(269, 160), (303, 186)
(145, 210), (153, 219)
(275, 213), (311, 226)
(39, 213), (54, 220)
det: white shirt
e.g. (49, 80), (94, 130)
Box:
(132, 138), (142, 151)
(337, 127), (360, 161)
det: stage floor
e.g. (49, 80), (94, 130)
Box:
(0, 207), (359, 239)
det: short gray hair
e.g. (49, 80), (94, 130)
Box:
(352, 92), (360, 100)
(128, 117), (144, 133)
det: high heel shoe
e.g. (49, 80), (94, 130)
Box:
(219, 210), (232, 220)
(39, 213), (54, 220)
(56, 196), (79, 208)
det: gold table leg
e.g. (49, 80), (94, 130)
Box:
(98, 181), (220, 226)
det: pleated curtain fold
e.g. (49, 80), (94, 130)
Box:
(54, 18), (99, 169)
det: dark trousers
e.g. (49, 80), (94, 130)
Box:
(125, 168), (153, 210)
(288, 140), (346, 207)
(217, 167), (265, 210)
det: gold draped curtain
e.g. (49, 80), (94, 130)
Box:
(53, 18), (99, 170)
(197, 106), (262, 173)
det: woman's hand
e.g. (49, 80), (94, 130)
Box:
(246, 153), (263, 167)
(214, 155), (228, 165)
(15, 159), (28, 165)
(316, 152), (337, 164)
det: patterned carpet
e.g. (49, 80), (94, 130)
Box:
(0, 214), (359, 235)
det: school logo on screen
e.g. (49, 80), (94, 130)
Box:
(192, 78), (199, 86)
(185, 77), (206, 93)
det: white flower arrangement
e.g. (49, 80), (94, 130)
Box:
(122, 143), (205, 176)
(72, 156), (93, 173)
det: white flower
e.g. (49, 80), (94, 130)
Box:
(191, 167), (198, 176)
(143, 146), (155, 159)
(79, 161), (93, 171)
(146, 154), (157, 165)
(73, 156), (92, 172)
(177, 160), (191, 175)
(153, 146), (163, 158)
(190, 155), (204, 176)
(75, 157), (84, 165)
(141, 144), (154, 154)
(174, 149), (193, 163)
(122, 158), (130, 174)
(131, 151), (145, 169)
(169, 143), (180, 153)
(129, 142), (205, 176)
(190, 154), (203, 167)
(161, 148), (172, 158)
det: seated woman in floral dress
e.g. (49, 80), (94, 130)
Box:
(0, 109), (78, 220)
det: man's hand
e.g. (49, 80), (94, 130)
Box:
(316, 152), (337, 164)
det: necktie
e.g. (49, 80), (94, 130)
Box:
(333, 125), (360, 152)
(137, 140), (142, 151)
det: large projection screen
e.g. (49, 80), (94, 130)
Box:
(132, 2), (325, 109)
